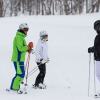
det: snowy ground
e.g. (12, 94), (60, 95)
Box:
(0, 13), (100, 100)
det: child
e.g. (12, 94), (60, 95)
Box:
(33, 31), (49, 89)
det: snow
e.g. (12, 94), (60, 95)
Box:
(0, 13), (100, 100)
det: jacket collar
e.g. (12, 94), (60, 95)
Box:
(16, 30), (26, 38)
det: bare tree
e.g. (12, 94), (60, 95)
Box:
(1, 0), (100, 17)
(96, 0), (100, 12)
(0, 0), (4, 17)
(27, 0), (34, 15)
(86, 0), (100, 13)
(63, 0), (70, 15)
(91, 0), (98, 13)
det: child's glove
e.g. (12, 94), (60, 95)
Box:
(41, 58), (50, 64)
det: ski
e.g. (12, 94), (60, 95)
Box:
(94, 93), (100, 98)
(6, 88), (27, 94)
(32, 84), (47, 89)
(6, 88), (19, 94)
(6, 88), (11, 92)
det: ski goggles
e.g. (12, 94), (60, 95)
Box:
(23, 28), (29, 32)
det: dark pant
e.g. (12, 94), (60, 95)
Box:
(35, 63), (46, 86)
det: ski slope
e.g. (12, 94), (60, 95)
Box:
(0, 13), (100, 100)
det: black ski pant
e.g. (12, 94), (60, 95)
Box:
(35, 63), (46, 86)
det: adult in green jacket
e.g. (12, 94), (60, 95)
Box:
(10, 23), (33, 93)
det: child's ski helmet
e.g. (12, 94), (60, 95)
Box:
(40, 31), (48, 40)
(40, 31), (48, 37)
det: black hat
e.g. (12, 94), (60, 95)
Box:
(94, 20), (100, 31)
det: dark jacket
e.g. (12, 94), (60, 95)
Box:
(93, 34), (100, 61)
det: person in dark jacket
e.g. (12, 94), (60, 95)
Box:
(88, 20), (100, 83)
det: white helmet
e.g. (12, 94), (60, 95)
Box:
(40, 31), (48, 37)
(40, 31), (48, 40)
(19, 23), (29, 30)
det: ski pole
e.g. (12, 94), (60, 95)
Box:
(27, 63), (42, 78)
(88, 53), (91, 97)
(25, 53), (30, 85)
(25, 53), (30, 71)
(28, 66), (38, 77)
(27, 60), (49, 78)
(24, 49), (35, 79)
(93, 59), (96, 95)
(24, 53), (30, 94)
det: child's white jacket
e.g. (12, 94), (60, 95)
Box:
(35, 39), (48, 63)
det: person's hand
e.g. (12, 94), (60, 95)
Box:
(88, 47), (94, 53)
(41, 59), (46, 64)
(28, 42), (33, 53)
(28, 42), (33, 49)
(41, 58), (50, 64)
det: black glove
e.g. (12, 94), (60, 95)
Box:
(88, 47), (94, 53)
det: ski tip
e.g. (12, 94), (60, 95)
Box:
(94, 94), (100, 98)
(24, 92), (28, 94)
(6, 88), (10, 92)
(67, 86), (71, 89)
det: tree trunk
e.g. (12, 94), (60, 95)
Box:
(0, 0), (3, 17)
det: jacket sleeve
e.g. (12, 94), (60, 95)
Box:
(35, 41), (42, 62)
(16, 37), (28, 52)
(89, 46), (94, 53)
(42, 43), (48, 60)
(94, 36), (100, 53)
